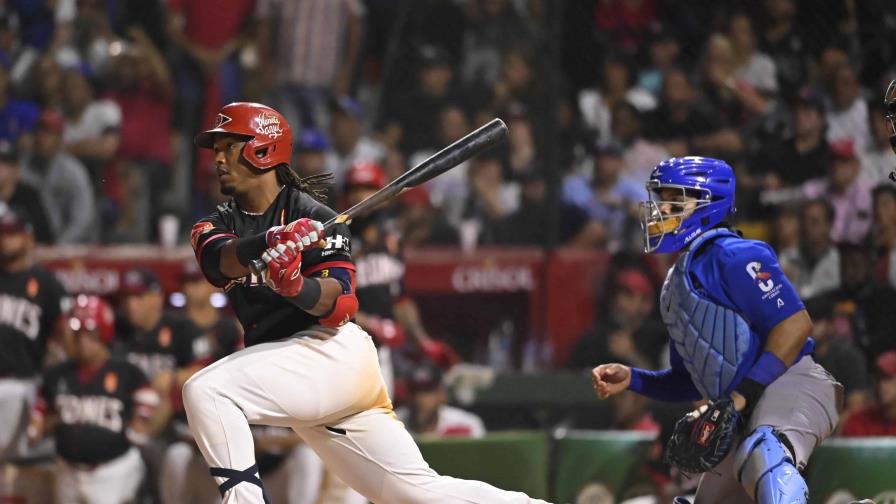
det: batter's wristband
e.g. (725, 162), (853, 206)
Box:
(745, 351), (788, 387)
(289, 276), (322, 311)
(235, 233), (268, 267)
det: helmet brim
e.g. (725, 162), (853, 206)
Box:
(194, 129), (253, 149)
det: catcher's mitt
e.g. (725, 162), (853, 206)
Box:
(664, 398), (741, 474)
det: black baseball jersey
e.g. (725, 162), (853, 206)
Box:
(0, 266), (67, 377)
(41, 359), (149, 464)
(191, 186), (353, 346)
(124, 313), (198, 382)
(351, 216), (405, 319)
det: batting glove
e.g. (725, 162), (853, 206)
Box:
(265, 218), (325, 251)
(262, 242), (304, 297)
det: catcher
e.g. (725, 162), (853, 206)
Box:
(592, 157), (842, 504)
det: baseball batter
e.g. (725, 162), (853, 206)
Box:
(186, 101), (549, 504)
(30, 295), (160, 504)
(592, 157), (842, 504)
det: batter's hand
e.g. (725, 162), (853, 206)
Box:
(263, 242), (304, 297)
(266, 218), (325, 251)
(591, 363), (631, 400)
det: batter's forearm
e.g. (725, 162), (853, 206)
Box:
(218, 239), (253, 278)
(287, 277), (342, 317)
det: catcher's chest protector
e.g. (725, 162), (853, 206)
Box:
(660, 228), (757, 400)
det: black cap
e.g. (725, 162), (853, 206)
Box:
(120, 268), (162, 296)
(418, 44), (452, 68)
(590, 139), (625, 157)
(0, 140), (18, 164)
(794, 86), (825, 113)
(0, 203), (33, 233)
(408, 363), (443, 393)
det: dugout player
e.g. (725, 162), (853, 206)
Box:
(592, 157), (841, 503)
(0, 204), (67, 461)
(29, 295), (160, 504)
(187, 101), (549, 503)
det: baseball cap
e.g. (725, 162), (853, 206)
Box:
(591, 140), (625, 158)
(295, 128), (328, 152)
(408, 363), (443, 393)
(793, 87), (825, 113)
(120, 268), (162, 296)
(0, 140), (18, 164)
(829, 138), (857, 160)
(345, 161), (386, 190)
(615, 269), (653, 296)
(181, 261), (206, 284)
(37, 110), (64, 133)
(0, 203), (33, 233)
(418, 44), (452, 69)
(329, 96), (364, 121)
(875, 351), (896, 379)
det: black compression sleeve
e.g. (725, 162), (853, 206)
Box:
(235, 233), (268, 267)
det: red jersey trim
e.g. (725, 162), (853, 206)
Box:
(196, 233), (237, 260)
(303, 261), (356, 276)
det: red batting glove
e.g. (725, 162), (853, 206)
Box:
(265, 218), (325, 251)
(420, 338), (460, 370)
(364, 316), (407, 348)
(262, 242), (304, 297)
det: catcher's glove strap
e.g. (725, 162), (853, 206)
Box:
(210, 464), (272, 504)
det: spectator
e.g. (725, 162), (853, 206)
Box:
(166, 0), (255, 200)
(0, 11), (38, 91)
(756, 88), (829, 188)
(32, 55), (63, 110)
(380, 44), (461, 156)
(563, 143), (642, 252)
(104, 27), (175, 241)
(610, 101), (669, 183)
(463, 153), (519, 246)
(497, 168), (591, 247)
(459, 0), (533, 90)
(637, 25), (681, 96)
(568, 268), (665, 370)
(728, 13), (778, 102)
(21, 110), (97, 244)
(701, 33), (770, 125)
(825, 63), (870, 154)
(841, 351), (896, 436)
(396, 363), (486, 439)
(579, 55), (655, 145)
(0, 140), (52, 243)
(395, 186), (458, 248)
(256, 0), (365, 128)
(293, 128), (337, 206)
(779, 199), (841, 299)
(592, 0), (657, 55)
(801, 139), (873, 244)
(59, 68), (122, 174)
(861, 99), (896, 183)
(324, 96), (385, 189)
(873, 184), (896, 289)
(760, 0), (809, 99)
(804, 294), (870, 419)
(646, 67), (741, 158)
(610, 391), (660, 433)
(769, 203), (800, 256)
(0, 65), (38, 146)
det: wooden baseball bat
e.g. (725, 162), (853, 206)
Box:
(249, 118), (508, 275)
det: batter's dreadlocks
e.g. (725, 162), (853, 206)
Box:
(275, 164), (334, 203)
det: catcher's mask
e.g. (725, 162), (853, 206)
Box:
(886, 80), (896, 181)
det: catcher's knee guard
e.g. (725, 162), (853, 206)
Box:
(734, 426), (808, 504)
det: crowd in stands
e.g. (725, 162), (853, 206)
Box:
(1, 0), (896, 501)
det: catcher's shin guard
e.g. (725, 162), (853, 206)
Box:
(734, 426), (808, 504)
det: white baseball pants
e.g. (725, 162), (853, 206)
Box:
(182, 322), (550, 504)
(55, 446), (144, 504)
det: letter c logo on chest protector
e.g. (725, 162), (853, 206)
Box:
(746, 262), (775, 292)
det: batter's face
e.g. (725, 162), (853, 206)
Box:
(213, 135), (256, 196)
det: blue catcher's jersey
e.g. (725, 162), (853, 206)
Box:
(659, 228), (813, 400)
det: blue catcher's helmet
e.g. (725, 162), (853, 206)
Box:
(639, 156), (736, 253)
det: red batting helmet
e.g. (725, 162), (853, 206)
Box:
(345, 161), (386, 190)
(195, 102), (293, 170)
(68, 294), (115, 344)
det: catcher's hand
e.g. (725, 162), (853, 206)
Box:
(664, 398), (740, 474)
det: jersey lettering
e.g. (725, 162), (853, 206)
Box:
(127, 352), (177, 381)
(56, 394), (124, 432)
(745, 262), (775, 293)
(0, 294), (42, 340)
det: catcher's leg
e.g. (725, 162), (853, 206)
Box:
(734, 426), (807, 504)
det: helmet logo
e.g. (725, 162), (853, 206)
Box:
(255, 112), (283, 139)
(214, 113), (232, 128)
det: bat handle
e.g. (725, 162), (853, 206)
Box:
(249, 258), (266, 278)
(247, 214), (344, 277)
